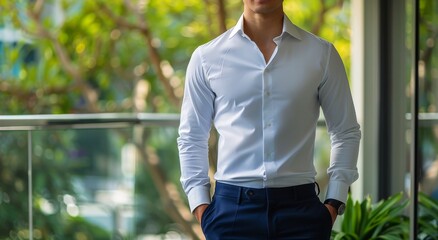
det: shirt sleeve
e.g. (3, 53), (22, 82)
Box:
(318, 44), (361, 204)
(177, 47), (215, 212)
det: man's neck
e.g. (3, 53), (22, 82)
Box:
(242, 8), (284, 43)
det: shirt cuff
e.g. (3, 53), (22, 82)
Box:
(187, 185), (211, 212)
(325, 180), (349, 203)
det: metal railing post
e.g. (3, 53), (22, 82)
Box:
(28, 130), (33, 240)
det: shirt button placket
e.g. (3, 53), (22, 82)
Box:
(262, 66), (274, 185)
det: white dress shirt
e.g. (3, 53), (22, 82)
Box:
(178, 15), (361, 212)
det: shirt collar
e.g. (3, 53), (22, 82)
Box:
(229, 14), (302, 40)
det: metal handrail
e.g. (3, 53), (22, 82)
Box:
(1, 112), (437, 131)
(0, 113), (180, 130)
(406, 112), (438, 126)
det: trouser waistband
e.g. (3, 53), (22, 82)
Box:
(214, 182), (318, 202)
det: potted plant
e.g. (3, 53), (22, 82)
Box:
(332, 193), (409, 240)
(332, 192), (438, 240)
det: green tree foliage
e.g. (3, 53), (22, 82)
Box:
(0, 0), (353, 239)
(0, 0), (351, 116)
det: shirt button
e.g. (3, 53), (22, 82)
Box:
(266, 91), (271, 96)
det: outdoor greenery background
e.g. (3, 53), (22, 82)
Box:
(0, 0), (437, 239)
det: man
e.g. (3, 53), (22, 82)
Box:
(177, 0), (361, 239)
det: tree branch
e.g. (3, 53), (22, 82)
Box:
(134, 129), (203, 240)
(203, 0), (216, 37)
(216, 0), (227, 34)
(312, 0), (345, 35)
(101, 3), (200, 236)
(96, 1), (181, 108)
(0, 80), (75, 113)
(26, 4), (100, 112)
(32, 0), (45, 20)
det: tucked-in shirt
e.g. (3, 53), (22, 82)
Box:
(177, 15), (361, 212)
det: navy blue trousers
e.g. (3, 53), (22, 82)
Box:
(201, 182), (332, 240)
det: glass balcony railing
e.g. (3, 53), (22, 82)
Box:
(3, 113), (436, 239)
(0, 113), (188, 240)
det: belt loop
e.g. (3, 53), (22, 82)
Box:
(315, 182), (321, 196)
